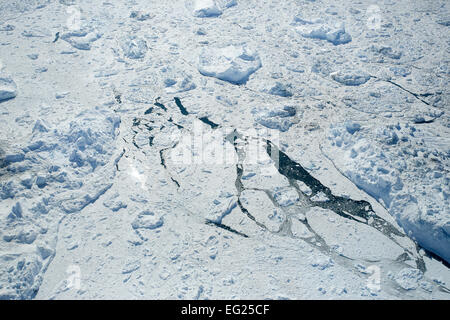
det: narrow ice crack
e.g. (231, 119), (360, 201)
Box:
(372, 75), (441, 108)
(205, 220), (249, 238)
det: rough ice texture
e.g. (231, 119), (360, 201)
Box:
(0, 107), (121, 299)
(60, 29), (101, 51)
(120, 36), (148, 59)
(198, 45), (262, 84)
(131, 210), (164, 230)
(0, 75), (17, 101)
(297, 22), (351, 45)
(394, 268), (424, 290)
(252, 105), (298, 132)
(1, 0), (449, 301)
(192, 0), (222, 17)
(325, 122), (450, 263)
(189, 0), (237, 17)
(331, 70), (371, 86)
(218, 0), (237, 8)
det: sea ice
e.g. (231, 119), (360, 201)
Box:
(394, 268), (423, 290)
(191, 0), (222, 17)
(0, 75), (17, 101)
(297, 22), (351, 45)
(120, 36), (148, 59)
(198, 45), (261, 84)
(326, 122), (450, 263)
(131, 210), (164, 230)
(60, 30), (101, 50)
(331, 70), (371, 86)
(252, 105), (298, 132)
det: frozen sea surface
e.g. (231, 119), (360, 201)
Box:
(0, 0), (449, 300)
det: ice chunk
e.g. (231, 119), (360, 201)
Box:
(120, 36), (148, 59)
(35, 176), (47, 188)
(60, 30), (101, 50)
(252, 105), (298, 132)
(103, 198), (127, 212)
(331, 70), (370, 86)
(267, 82), (293, 97)
(164, 73), (196, 94)
(345, 122), (361, 135)
(4, 152), (25, 165)
(3, 226), (38, 244)
(129, 11), (152, 21)
(192, 0), (222, 17)
(394, 268), (423, 290)
(7, 202), (23, 220)
(37, 245), (53, 260)
(297, 22), (351, 45)
(131, 210), (164, 230)
(33, 120), (49, 133)
(55, 91), (70, 99)
(198, 45), (261, 84)
(0, 75), (17, 101)
(375, 126), (399, 145)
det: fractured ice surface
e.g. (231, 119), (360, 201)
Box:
(252, 105), (298, 132)
(0, 0), (449, 300)
(297, 21), (352, 45)
(189, 0), (237, 17)
(331, 70), (371, 86)
(60, 29), (102, 51)
(326, 122), (450, 262)
(120, 36), (148, 59)
(0, 75), (17, 102)
(191, 0), (222, 17)
(198, 45), (261, 84)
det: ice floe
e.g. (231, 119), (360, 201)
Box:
(252, 105), (298, 132)
(0, 75), (17, 102)
(331, 70), (371, 86)
(120, 36), (148, 59)
(198, 45), (261, 84)
(60, 29), (102, 50)
(297, 21), (352, 45)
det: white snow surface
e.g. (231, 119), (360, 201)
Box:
(191, 0), (222, 18)
(296, 21), (352, 45)
(198, 45), (262, 84)
(324, 121), (450, 263)
(0, 0), (449, 300)
(0, 75), (17, 101)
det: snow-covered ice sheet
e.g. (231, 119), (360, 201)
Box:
(0, 0), (449, 300)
